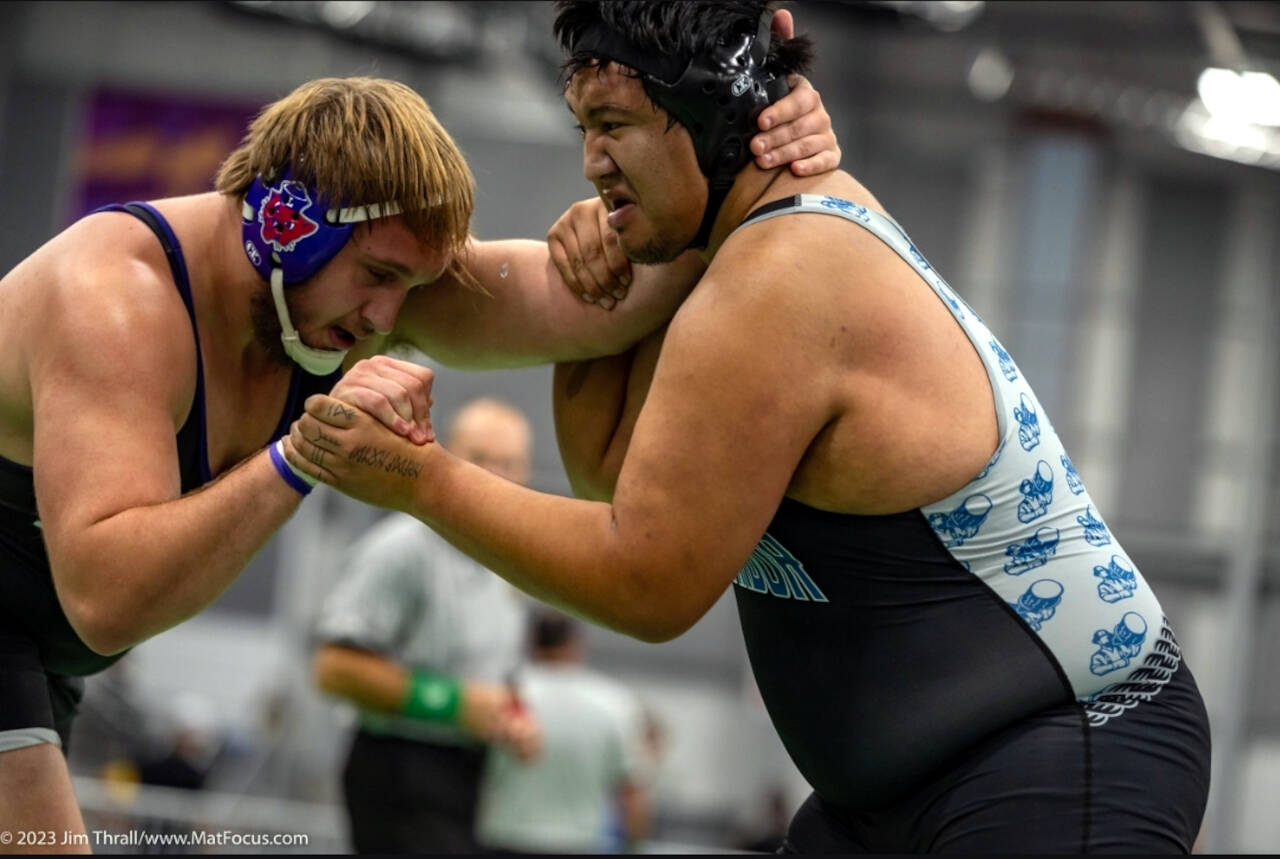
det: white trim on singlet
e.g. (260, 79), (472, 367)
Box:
(0, 727), (61, 753)
(733, 194), (1173, 711)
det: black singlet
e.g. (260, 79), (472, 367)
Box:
(0, 201), (339, 677)
(727, 196), (1209, 848)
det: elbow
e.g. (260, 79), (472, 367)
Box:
(630, 623), (684, 645)
(610, 565), (704, 644)
(52, 548), (154, 656)
(62, 595), (136, 657)
(629, 612), (698, 644)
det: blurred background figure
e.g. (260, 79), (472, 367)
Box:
(66, 660), (151, 787)
(136, 692), (222, 792)
(732, 785), (792, 854)
(476, 609), (652, 855)
(311, 397), (538, 854)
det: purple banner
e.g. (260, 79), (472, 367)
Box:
(70, 87), (261, 221)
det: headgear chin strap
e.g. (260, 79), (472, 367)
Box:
(267, 267), (347, 376)
(241, 170), (403, 375)
(570, 14), (788, 249)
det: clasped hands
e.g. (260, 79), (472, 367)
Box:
(282, 355), (442, 511)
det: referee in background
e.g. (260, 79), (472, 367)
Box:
(311, 398), (539, 854)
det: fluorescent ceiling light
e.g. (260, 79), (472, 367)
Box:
(967, 47), (1014, 102)
(1197, 67), (1280, 127)
(1174, 99), (1280, 169)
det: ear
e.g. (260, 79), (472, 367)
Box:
(770, 8), (795, 40)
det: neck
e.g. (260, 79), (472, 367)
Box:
(190, 193), (286, 372)
(699, 164), (822, 262)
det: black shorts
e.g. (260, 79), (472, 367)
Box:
(0, 634), (84, 750)
(781, 659), (1211, 853)
(341, 729), (486, 854)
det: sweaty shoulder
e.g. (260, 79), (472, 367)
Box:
(710, 177), (956, 363)
(688, 175), (999, 513)
(691, 189), (892, 353)
(20, 212), (199, 435)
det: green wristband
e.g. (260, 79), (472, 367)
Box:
(402, 671), (462, 724)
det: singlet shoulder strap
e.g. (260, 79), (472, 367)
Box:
(734, 193), (977, 321)
(94, 202), (213, 484)
(738, 193), (914, 251)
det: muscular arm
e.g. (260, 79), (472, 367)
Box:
(552, 326), (665, 502)
(31, 261), (302, 656)
(391, 239), (704, 370)
(291, 238), (843, 642)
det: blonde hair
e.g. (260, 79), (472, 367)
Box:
(216, 77), (474, 277)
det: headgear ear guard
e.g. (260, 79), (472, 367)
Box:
(241, 169), (402, 375)
(569, 13), (789, 249)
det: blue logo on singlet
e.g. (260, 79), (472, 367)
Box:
(1094, 555), (1138, 603)
(1090, 612), (1147, 675)
(1009, 579), (1064, 631)
(1077, 505), (1111, 547)
(819, 196), (871, 223)
(1061, 454), (1084, 495)
(907, 243), (933, 273)
(928, 494), (993, 548)
(937, 283), (965, 316)
(1003, 526), (1060, 575)
(990, 339), (1017, 381)
(1014, 393), (1041, 451)
(1016, 460), (1054, 523)
(734, 533), (829, 603)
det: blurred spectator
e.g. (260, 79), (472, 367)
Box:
(733, 785), (792, 854)
(476, 610), (651, 854)
(66, 658), (151, 781)
(137, 692), (221, 791)
(312, 398), (538, 854)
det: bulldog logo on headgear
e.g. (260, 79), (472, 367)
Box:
(257, 179), (320, 253)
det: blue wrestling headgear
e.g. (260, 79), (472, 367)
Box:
(567, 11), (789, 249)
(241, 169), (402, 375)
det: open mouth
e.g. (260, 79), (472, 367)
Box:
(605, 190), (634, 210)
(605, 190), (637, 227)
(331, 326), (358, 349)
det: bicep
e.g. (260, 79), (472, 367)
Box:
(608, 294), (837, 599)
(30, 311), (192, 558)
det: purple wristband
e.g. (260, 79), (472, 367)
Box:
(269, 439), (313, 496)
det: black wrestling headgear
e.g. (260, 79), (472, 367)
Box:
(568, 10), (789, 249)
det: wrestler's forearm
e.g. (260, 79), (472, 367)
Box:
(49, 451), (301, 655)
(396, 241), (702, 369)
(405, 449), (705, 643)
